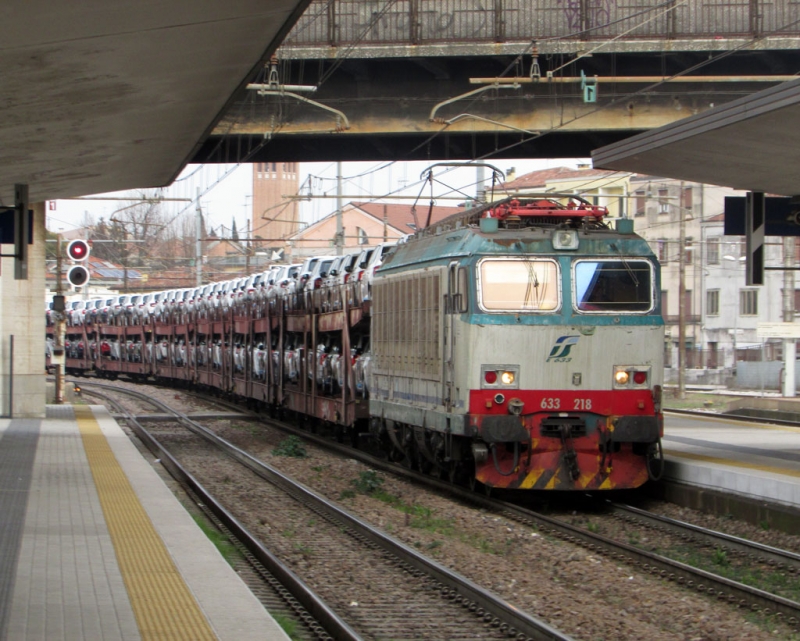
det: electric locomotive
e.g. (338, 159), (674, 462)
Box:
(51, 193), (663, 493)
(369, 195), (664, 490)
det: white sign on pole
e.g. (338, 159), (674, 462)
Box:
(757, 322), (800, 339)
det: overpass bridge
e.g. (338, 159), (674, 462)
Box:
(194, 0), (800, 164)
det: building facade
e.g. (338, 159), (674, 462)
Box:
(505, 165), (797, 386)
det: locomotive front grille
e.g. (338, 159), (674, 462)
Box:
(540, 416), (586, 438)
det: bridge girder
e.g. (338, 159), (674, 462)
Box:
(195, 50), (800, 164)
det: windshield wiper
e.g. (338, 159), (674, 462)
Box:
(610, 243), (639, 287)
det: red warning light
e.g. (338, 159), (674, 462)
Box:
(66, 239), (90, 261)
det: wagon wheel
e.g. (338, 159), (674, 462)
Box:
(467, 461), (491, 496)
(447, 460), (469, 486)
(469, 476), (492, 497)
(417, 454), (434, 476)
(386, 446), (405, 463)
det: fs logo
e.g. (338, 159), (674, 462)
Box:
(547, 335), (580, 362)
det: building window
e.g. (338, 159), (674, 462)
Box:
(740, 289), (758, 316)
(656, 239), (668, 263)
(357, 227), (369, 245)
(661, 290), (668, 316)
(634, 190), (645, 216)
(707, 289), (719, 316)
(795, 289), (800, 313)
(658, 188), (669, 213)
(707, 237), (720, 265)
(685, 238), (693, 265)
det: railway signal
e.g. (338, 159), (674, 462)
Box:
(66, 239), (90, 261)
(66, 239), (90, 287)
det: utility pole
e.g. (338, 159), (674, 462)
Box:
(677, 181), (686, 400)
(784, 237), (796, 396)
(335, 161), (343, 255)
(196, 187), (203, 287)
(123, 238), (129, 293)
(55, 234), (65, 404)
(245, 218), (251, 275)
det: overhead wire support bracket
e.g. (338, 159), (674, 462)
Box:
(248, 55), (349, 133)
(429, 84), (520, 123)
(530, 40), (541, 82)
(247, 85), (350, 132)
(443, 114), (540, 137)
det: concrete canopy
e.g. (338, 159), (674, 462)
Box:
(0, 1), (310, 206)
(592, 78), (800, 197)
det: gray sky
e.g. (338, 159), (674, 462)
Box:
(46, 158), (587, 236)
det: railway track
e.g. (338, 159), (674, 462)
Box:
(80, 380), (569, 641)
(80, 385), (352, 641)
(606, 502), (800, 575)
(78, 378), (800, 636)
(171, 385), (800, 630)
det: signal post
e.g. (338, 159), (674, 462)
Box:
(52, 239), (91, 404)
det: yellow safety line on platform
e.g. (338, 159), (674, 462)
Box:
(664, 448), (800, 479)
(74, 406), (216, 641)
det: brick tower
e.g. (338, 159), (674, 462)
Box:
(251, 162), (300, 248)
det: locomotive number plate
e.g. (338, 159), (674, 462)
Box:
(540, 397), (593, 410)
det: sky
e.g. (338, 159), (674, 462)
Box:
(45, 157), (589, 236)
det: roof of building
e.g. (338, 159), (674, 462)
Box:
(500, 166), (620, 191)
(351, 202), (464, 231)
(289, 201), (465, 240)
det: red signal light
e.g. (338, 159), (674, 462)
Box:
(484, 370), (498, 384)
(633, 371), (647, 385)
(67, 239), (90, 261)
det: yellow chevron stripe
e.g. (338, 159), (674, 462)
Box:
(75, 406), (216, 641)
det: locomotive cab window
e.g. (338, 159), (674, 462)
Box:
(478, 258), (560, 312)
(573, 259), (654, 313)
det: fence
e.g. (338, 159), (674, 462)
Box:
(667, 343), (781, 370)
(283, 0), (800, 48)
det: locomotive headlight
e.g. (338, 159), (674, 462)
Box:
(613, 366), (651, 388)
(614, 368), (630, 386)
(552, 229), (579, 250)
(481, 365), (519, 389)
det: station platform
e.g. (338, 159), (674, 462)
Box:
(662, 411), (800, 511)
(0, 404), (289, 641)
